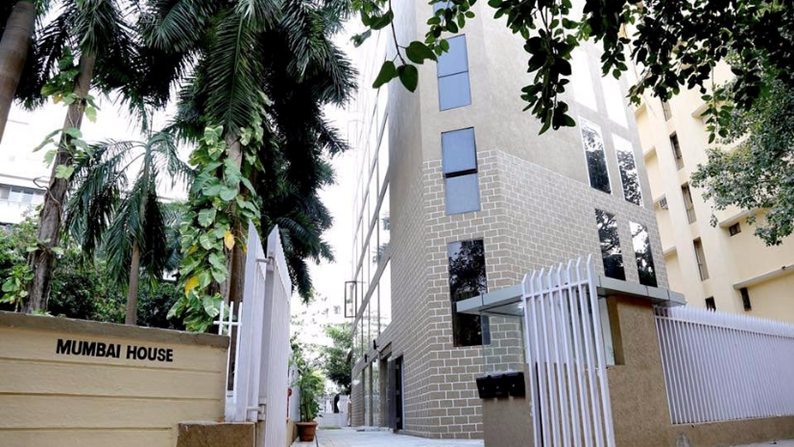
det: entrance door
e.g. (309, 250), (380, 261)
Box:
(387, 356), (404, 430)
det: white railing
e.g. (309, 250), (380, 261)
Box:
(655, 306), (794, 425)
(521, 256), (615, 447)
(214, 301), (244, 420)
(216, 223), (292, 447)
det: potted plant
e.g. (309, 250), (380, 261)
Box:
(296, 360), (325, 442)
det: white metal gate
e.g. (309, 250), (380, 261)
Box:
(216, 223), (292, 447)
(655, 306), (794, 425)
(520, 256), (615, 447)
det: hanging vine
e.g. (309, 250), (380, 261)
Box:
(168, 116), (266, 332)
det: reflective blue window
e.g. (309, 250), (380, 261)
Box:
(445, 174), (480, 214)
(442, 128), (476, 173)
(442, 127), (480, 215)
(437, 36), (471, 110)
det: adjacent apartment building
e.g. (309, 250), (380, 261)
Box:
(632, 65), (794, 323)
(0, 119), (48, 226)
(345, 0), (668, 438)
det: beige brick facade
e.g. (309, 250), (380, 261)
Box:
(348, 0), (666, 439)
(351, 148), (666, 438)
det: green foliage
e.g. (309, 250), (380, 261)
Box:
(147, 0), (356, 304)
(168, 124), (263, 332)
(293, 347), (325, 422)
(0, 216), (38, 310)
(320, 323), (353, 394)
(691, 79), (794, 246)
(354, 0), (794, 134)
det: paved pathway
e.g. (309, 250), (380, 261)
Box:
(291, 428), (483, 447)
(291, 429), (794, 447)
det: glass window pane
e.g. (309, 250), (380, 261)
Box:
(372, 360), (381, 426)
(613, 134), (642, 205)
(378, 123), (389, 187)
(601, 74), (628, 127)
(571, 49), (597, 111)
(438, 72), (471, 110)
(379, 185), (390, 252)
(379, 261), (392, 333)
(447, 239), (489, 347)
(595, 209), (626, 280)
(442, 128), (477, 174)
(437, 35), (468, 77)
(580, 119), (612, 194)
(0, 186), (9, 200)
(630, 222), (658, 287)
(445, 173), (480, 215)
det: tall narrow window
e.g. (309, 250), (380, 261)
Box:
(595, 209), (626, 280)
(571, 49), (597, 111)
(661, 100), (673, 121)
(630, 222), (658, 287)
(693, 238), (710, 281)
(601, 74), (628, 128)
(580, 119), (612, 194)
(681, 183), (697, 224)
(448, 239), (490, 347)
(442, 128), (480, 214)
(740, 287), (752, 311)
(670, 133), (684, 170)
(613, 134), (643, 205)
(437, 35), (471, 110)
(705, 297), (716, 311)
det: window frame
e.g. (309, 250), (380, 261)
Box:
(579, 118), (613, 195)
(437, 35), (472, 111)
(442, 127), (481, 215)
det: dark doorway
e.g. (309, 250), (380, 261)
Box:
(388, 356), (404, 431)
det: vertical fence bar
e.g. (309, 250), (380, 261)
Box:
(522, 274), (542, 447)
(655, 306), (794, 425)
(585, 256), (615, 447)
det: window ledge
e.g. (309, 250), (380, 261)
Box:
(733, 264), (794, 290)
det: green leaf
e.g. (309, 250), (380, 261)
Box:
(33, 130), (60, 152)
(198, 208), (217, 227)
(63, 127), (82, 139)
(406, 41), (437, 65)
(43, 150), (57, 165)
(219, 186), (238, 201)
(208, 252), (226, 271)
(398, 65), (419, 92)
(373, 61), (398, 89)
(85, 106), (97, 123)
(369, 10), (394, 30)
(352, 30), (372, 47)
(54, 165), (75, 180)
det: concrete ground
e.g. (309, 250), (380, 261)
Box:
(291, 428), (483, 447)
(290, 429), (794, 447)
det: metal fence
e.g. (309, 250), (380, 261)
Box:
(521, 256), (616, 447)
(214, 223), (293, 447)
(655, 306), (794, 425)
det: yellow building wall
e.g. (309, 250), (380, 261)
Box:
(0, 312), (228, 447)
(632, 64), (794, 322)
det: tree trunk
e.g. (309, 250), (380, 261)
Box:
(0, 0), (35, 144)
(125, 242), (141, 325)
(25, 54), (96, 313)
(221, 135), (246, 307)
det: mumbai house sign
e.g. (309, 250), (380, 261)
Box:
(55, 338), (174, 363)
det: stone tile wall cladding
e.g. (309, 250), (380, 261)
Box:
(351, 148), (666, 439)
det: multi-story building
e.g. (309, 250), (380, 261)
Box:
(633, 65), (794, 323)
(346, 1), (668, 439)
(0, 119), (49, 226)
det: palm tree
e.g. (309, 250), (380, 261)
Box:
(0, 1), (37, 143)
(24, 0), (182, 312)
(147, 0), (356, 305)
(65, 131), (192, 324)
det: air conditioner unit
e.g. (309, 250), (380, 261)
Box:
(657, 197), (668, 209)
